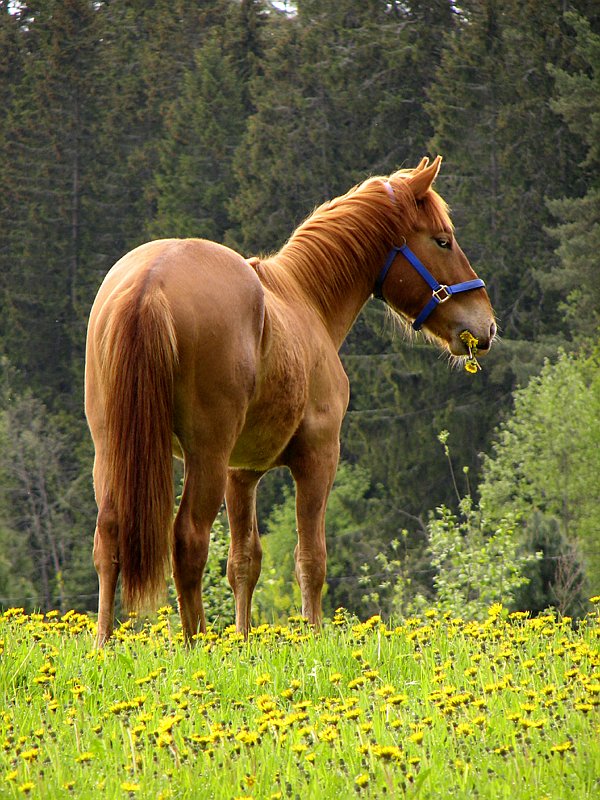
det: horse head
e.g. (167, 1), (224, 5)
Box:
(377, 157), (496, 358)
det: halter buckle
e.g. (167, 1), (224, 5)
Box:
(433, 285), (451, 304)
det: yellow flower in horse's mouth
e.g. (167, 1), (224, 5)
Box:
(460, 330), (482, 374)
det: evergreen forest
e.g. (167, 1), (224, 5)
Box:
(1, 0), (599, 623)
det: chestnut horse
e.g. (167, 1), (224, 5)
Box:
(85, 156), (495, 645)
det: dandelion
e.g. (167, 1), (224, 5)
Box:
(18, 782), (35, 794)
(355, 773), (370, 789)
(256, 673), (271, 686)
(460, 331), (482, 373)
(454, 723), (474, 737)
(121, 781), (140, 793)
(348, 677), (366, 690)
(550, 741), (573, 754)
(372, 745), (403, 762)
(75, 751), (95, 763)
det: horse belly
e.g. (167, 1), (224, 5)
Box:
(228, 352), (309, 471)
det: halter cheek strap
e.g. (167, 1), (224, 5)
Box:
(376, 182), (485, 331)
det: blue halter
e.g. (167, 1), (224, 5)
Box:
(373, 244), (485, 331)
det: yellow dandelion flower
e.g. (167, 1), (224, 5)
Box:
(363, 669), (379, 681)
(454, 723), (474, 737)
(318, 726), (339, 743)
(355, 773), (370, 788)
(520, 717), (546, 729)
(256, 695), (277, 713)
(387, 694), (408, 706)
(121, 782), (140, 793)
(550, 741), (573, 754)
(347, 677), (366, 689)
(75, 752), (95, 763)
(256, 672), (271, 686)
(488, 602), (503, 619)
(408, 731), (424, 745)
(460, 330), (478, 349)
(372, 745), (403, 761)
(18, 782), (35, 794)
(329, 672), (343, 684)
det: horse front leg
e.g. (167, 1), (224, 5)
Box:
(225, 469), (264, 636)
(289, 445), (339, 626)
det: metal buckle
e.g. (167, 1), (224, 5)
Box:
(432, 285), (451, 303)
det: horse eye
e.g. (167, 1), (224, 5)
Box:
(435, 237), (451, 249)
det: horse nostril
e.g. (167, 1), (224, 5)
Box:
(490, 321), (497, 341)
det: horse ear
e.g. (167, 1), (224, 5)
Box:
(407, 155), (442, 199)
(413, 157), (430, 173)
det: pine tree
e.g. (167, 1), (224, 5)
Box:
(149, 1), (266, 241)
(546, 12), (600, 340)
(426, 0), (589, 340)
(0, 0), (105, 408)
(231, 0), (447, 252)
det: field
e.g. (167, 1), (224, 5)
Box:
(1, 603), (599, 799)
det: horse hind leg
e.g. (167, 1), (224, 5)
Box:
(93, 497), (120, 647)
(173, 454), (228, 643)
(225, 469), (263, 636)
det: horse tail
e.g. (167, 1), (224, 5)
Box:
(99, 280), (178, 612)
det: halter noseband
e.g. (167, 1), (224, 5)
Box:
(375, 181), (485, 331)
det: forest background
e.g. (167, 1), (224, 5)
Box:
(0, 0), (599, 624)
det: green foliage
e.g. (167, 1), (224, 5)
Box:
(414, 498), (539, 620)
(360, 432), (539, 620)
(479, 348), (600, 592)
(0, 361), (96, 611)
(546, 12), (600, 339)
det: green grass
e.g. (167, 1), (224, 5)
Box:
(1, 604), (599, 799)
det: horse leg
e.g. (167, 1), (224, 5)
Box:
(225, 469), (263, 636)
(289, 444), (339, 626)
(90, 449), (120, 647)
(93, 504), (120, 647)
(173, 455), (227, 643)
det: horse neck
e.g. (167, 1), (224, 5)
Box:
(263, 190), (399, 348)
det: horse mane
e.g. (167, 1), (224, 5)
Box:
(259, 167), (453, 318)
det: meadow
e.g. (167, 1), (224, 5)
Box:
(1, 603), (599, 799)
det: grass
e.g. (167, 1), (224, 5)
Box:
(1, 603), (599, 799)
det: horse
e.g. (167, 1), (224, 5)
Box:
(85, 156), (496, 645)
